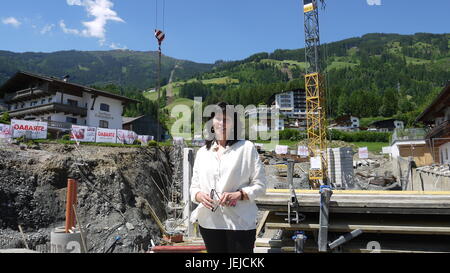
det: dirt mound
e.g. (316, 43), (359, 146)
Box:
(0, 143), (177, 253)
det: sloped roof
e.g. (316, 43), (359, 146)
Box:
(416, 84), (450, 124)
(0, 71), (140, 104)
(123, 115), (145, 124)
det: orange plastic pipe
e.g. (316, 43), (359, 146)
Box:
(65, 179), (77, 233)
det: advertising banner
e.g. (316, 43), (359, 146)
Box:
(137, 135), (150, 145)
(117, 129), (138, 144)
(275, 145), (288, 155)
(192, 135), (205, 147)
(173, 137), (184, 146)
(12, 119), (48, 139)
(139, 136), (155, 145)
(96, 128), (117, 143)
(0, 123), (13, 139)
(310, 156), (322, 170)
(71, 125), (96, 143)
(298, 146), (309, 158)
(382, 146), (391, 154)
(359, 147), (369, 159)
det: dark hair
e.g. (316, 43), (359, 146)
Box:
(205, 102), (241, 150)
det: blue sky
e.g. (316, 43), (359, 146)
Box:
(0, 0), (448, 64)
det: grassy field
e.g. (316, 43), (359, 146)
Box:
(165, 98), (195, 112)
(261, 59), (308, 70)
(351, 142), (390, 154)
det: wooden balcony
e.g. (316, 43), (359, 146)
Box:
(7, 103), (87, 119)
(41, 120), (73, 130)
(4, 88), (52, 103)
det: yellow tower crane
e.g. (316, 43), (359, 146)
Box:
(303, 0), (328, 188)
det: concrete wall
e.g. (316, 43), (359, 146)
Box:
(409, 170), (450, 191)
(439, 143), (450, 164)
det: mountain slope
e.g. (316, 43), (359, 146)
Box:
(0, 50), (214, 90)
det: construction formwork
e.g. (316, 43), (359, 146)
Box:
(327, 147), (354, 189)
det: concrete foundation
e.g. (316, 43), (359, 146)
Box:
(50, 227), (85, 253)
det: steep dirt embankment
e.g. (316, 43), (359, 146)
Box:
(0, 143), (178, 253)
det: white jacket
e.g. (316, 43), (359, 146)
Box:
(190, 140), (267, 230)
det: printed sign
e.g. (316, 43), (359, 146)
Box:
(71, 125), (96, 143)
(12, 119), (48, 139)
(310, 156), (322, 170)
(275, 145), (289, 155)
(117, 130), (138, 145)
(0, 123), (13, 139)
(359, 147), (369, 159)
(173, 137), (184, 146)
(382, 146), (391, 154)
(298, 146), (309, 157)
(138, 135), (150, 145)
(192, 135), (206, 147)
(96, 128), (117, 144)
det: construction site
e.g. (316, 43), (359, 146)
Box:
(1, 0), (450, 254)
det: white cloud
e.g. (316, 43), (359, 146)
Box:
(2, 17), (21, 27)
(62, 0), (125, 44)
(60, 20), (81, 35)
(40, 24), (55, 35)
(367, 0), (382, 5)
(109, 42), (128, 50)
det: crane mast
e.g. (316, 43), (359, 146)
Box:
(303, 0), (328, 188)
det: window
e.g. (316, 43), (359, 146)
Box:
(66, 117), (77, 124)
(48, 116), (52, 121)
(67, 99), (78, 107)
(48, 97), (53, 103)
(100, 103), (110, 112)
(99, 120), (109, 128)
(41, 99), (46, 104)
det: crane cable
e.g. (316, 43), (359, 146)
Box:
(155, 0), (166, 32)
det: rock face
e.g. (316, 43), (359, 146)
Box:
(0, 144), (177, 253)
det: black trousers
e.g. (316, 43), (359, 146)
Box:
(199, 226), (256, 253)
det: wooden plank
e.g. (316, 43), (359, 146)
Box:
(256, 211), (270, 237)
(256, 192), (450, 211)
(266, 189), (450, 195)
(257, 205), (450, 215)
(265, 221), (450, 235)
(280, 246), (446, 253)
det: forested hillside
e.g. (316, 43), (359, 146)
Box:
(0, 50), (213, 90)
(172, 33), (449, 126)
(1, 33), (448, 127)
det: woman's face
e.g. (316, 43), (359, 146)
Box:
(213, 111), (233, 141)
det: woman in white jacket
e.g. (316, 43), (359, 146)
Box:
(190, 102), (267, 253)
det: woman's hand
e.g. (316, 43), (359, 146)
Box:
(219, 192), (242, 207)
(195, 192), (215, 210)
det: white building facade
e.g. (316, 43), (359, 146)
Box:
(0, 72), (138, 130)
(273, 89), (307, 129)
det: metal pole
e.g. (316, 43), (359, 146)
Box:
(156, 44), (161, 142)
(318, 185), (332, 252)
(293, 231), (307, 253)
